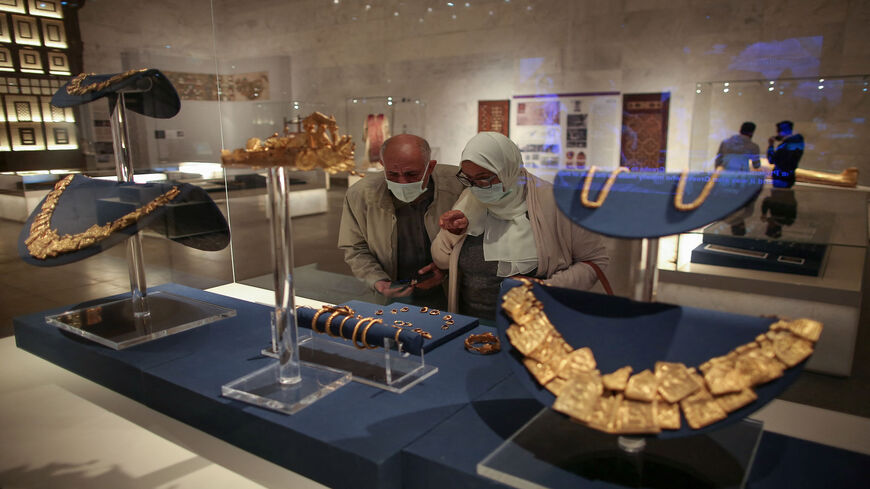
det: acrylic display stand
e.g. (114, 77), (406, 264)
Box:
(222, 167), (350, 415)
(300, 335), (437, 393)
(477, 238), (766, 487)
(478, 409), (764, 489)
(46, 90), (235, 349)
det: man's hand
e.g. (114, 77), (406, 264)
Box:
(439, 210), (468, 235)
(768, 136), (776, 147)
(413, 262), (446, 290)
(374, 280), (413, 298)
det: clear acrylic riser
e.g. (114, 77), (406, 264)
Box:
(45, 290), (237, 350)
(221, 360), (351, 416)
(478, 408), (764, 489)
(300, 335), (438, 393)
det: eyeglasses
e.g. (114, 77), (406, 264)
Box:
(456, 170), (499, 189)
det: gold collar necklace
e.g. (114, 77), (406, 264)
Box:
(502, 281), (821, 434)
(25, 175), (180, 259)
(66, 68), (149, 96)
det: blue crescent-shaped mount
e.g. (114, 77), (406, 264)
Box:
(496, 279), (807, 439)
(552, 169), (765, 238)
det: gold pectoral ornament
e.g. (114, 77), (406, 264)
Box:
(502, 282), (822, 434)
(25, 175), (180, 260)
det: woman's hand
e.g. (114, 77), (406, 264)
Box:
(439, 210), (468, 235)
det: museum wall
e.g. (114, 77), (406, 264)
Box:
(77, 0), (870, 180)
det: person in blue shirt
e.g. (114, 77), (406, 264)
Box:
(767, 120), (805, 188)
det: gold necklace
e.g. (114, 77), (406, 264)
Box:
(580, 166), (630, 208)
(66, 68), (149, 96)
(673, 167), (723, 211)
(25, 175), (180, 259)
(502, 281), (821, 434)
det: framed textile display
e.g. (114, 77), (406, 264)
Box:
(478, 100), (509, 137)
(621, 92), (670, 170)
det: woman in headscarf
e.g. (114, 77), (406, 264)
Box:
(430, 132), (609, 319)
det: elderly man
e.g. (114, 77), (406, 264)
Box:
(338, 134), (463, 304)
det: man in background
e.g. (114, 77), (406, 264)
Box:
(715, 121), (761, 172)
(338, 134), (463, 306)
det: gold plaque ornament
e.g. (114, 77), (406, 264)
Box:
(221, 111), (356, 174)
(500, 282), (823, 434)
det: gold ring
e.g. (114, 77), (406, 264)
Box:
(375, 309), (383, 315)
(400, 306), (409, 312)
(391, 308), (398, 314)
(420, 307), (428, 313)
(394, 320), (405, 326)
(464, 332), (501, 354)
(429, 309), (440, 315)
(443, 315), (453, 320)
(442, 324), (449, 330)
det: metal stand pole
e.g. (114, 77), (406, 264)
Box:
(110, 93), (150, 321)
(268, 167), (301, 384)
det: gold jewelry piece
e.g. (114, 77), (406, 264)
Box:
(391, 309), (398, 314)
(337, 315), (353, 339)
(429, 309), (440, 316)
(400, 306), (409, 312)
(413, 328), (433, 339)
(464, 332), (501, 355)
(351, 317), (372, 349)
(443, 315), (453, 321)
(501, 282), (822, 433)
(394, 320), (405, 326)
(441, 324), (450, 330)
(420, 307), (429, 313)
(394, 327), (403, 345)
(375, 309), (383, 315)
(356, 314), (363, 319)
(674, 167), (723, 211)
(325, 310), (343, 337)
(580, 166), (630, 208)
(66, 68), (149, 95)
(25, 175), (180, 260)
(445, 319), (455, 325)
(311, 309), (329, 333)
(405, 322), (413, 327)
(360, 318), (382, 349)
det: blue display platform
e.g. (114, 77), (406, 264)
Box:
(13, 283), (870, 488)
(403, 375), (870, 489)
(13, 283), (512, 489)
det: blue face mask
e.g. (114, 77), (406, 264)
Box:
(471, 183), (510, 204)
(386, 162), (430, 203)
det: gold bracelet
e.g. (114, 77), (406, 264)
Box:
(674, 167), (723, 211)
(337, 315), (353, 339)
(360, 318), (382, 349)
(580, 166), (630, 208)
(464, 332), (501, 355)
(325, 310), (344, 337)
(311, 308), (329, 333)
(351, 317), (373, 348)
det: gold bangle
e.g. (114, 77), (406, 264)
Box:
(674, 167), (723, 211)
(464, 332), (501, 355)
(580, 166), (630, 208)
(351, 317), (371, 348)
(337, 315), (353, 339)
(311, 308), (329, 333)
(325, 310), (344, 337)
(360, 318), (382, 349)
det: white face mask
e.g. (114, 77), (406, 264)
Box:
(386, 162), (430, 203)
(471, 183), (510, 204)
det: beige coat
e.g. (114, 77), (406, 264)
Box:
(338, 164), (464, 289)
(431, 172), (609, 312)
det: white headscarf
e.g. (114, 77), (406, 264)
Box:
(456, 132), (538, 277)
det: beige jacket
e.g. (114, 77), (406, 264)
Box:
(431, 172), (609, 312)
(338, 164), (464, 289)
